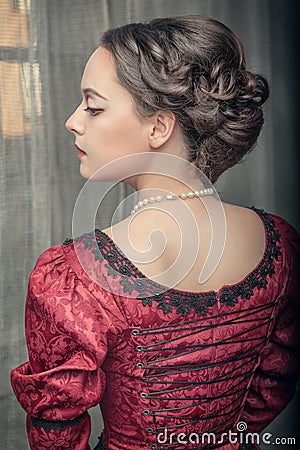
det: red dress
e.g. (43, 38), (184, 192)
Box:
(10, 206), (300, 450)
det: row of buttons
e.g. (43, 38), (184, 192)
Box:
(132, 328), (157, 449)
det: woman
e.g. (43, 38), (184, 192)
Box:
(11, 16), (299, 450)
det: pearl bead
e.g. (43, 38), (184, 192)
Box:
(130, 188), (213, 214)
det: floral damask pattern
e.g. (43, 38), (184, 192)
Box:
(10, 207), (300, 450)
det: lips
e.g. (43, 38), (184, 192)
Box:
(75, 144), (86, 154)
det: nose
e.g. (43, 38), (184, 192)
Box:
(65, 104), (85, 135)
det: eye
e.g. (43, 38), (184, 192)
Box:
(83, 107), (103, 116)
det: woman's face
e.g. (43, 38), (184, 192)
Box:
(65, 47), (153, 179)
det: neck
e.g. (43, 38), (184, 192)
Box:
(133, 174), (206, 198)
(124, 153), (208, 196)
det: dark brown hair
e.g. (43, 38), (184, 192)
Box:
(101, 15), (269, 184)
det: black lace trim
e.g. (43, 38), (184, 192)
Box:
(63, 206), (282, 316)
(31, 412), (86, 432)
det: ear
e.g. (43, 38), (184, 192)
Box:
(148, 111), (176, 149)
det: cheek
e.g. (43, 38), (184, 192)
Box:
(98, 117), (147, 153)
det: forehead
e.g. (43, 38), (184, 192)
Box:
(81, 47), (119, 87)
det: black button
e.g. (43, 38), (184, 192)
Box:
(136, 345), (143, 352)
(151, 445), (157, 449)
(136, 362), (144, 368)
(140, 392), (147, 398)
(142, 409), (150, 415)
(146, 427), (153, 433)
(132, 329), (139, 336)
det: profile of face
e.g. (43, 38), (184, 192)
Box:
(65, 47), (157, 180)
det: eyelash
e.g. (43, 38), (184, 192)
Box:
(83, 107), (103, 116)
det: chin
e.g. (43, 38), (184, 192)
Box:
(79, 165), (92, 180)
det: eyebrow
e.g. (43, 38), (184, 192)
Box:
(82, 87), (108, 101)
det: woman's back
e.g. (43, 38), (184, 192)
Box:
(66, 204), (296, 449)
(103, 201), (267, 294)
(10, 204), (299, 450)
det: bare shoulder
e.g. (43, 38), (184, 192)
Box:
(221, 202), (267, 262)
(223, 202), (266, 234)
(102, 201), (266, 252)
(101, 201), (267, 292)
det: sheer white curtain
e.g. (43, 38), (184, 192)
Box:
(1, 1), (298, 448)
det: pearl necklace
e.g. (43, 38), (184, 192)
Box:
(130, 188), (214, 215)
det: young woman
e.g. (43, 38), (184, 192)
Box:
(11, 16), (299, 450)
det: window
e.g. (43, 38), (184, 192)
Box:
(0, 0), (42, 137)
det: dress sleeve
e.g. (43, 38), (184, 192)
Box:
(10, 244), (117, 450)
(240, 217), (300, 433)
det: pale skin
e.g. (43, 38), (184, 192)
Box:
(65, 46), (266, 292)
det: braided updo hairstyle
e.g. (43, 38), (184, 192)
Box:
(101, 16), (269, 184)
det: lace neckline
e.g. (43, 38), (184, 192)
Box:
(65, 206), (282, 315)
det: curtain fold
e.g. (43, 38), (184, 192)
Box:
(0, 1), (298, 448)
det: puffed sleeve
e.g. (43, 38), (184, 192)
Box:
(240, 217), (300, 432)
(10, 244), (120, 450)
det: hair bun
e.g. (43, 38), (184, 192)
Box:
(101, 15), (270, 184)
(240, 72), (269, 106)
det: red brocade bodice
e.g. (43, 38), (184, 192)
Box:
(11, 206), (300, 450)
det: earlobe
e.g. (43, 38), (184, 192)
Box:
(148, 111), (176, 149)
